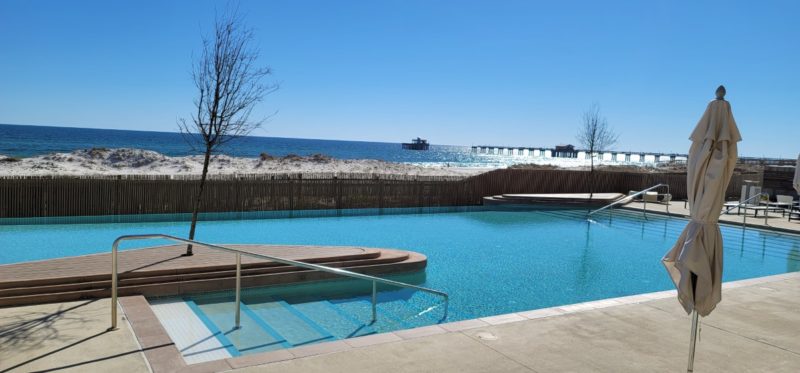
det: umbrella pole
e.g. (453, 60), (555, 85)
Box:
(687, 310), (700, 372)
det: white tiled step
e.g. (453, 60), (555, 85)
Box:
(149, 298), (232, 364)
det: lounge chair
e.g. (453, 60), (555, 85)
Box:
(787, 197), (800, 222)
(723, 186), (748, 214)
(724, 186), (762, 215)
(628, 190), (671, 205)
(643, 191), (659, 203)
(789, 206), (799, 222)
(774, 195), (795, 217)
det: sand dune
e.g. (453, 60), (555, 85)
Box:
(0, 148), (490, 177)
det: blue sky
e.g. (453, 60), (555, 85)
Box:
(1, 0), (798, 157)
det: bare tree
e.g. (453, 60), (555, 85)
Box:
(179, 10), (277, 255)
(576, 104), (618, 198)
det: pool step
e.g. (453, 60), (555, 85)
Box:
(168, 292), (440, 361)
(0, 255), (402, 298)
(290, 300), (378, 339)
(150, 299), (235, 364)
(0, 248), (427, 307)
(0, 246), (381, 290)
(192, 300), (289, 355)
(246, 299), (334, 347)
(0, 256), (395, 298)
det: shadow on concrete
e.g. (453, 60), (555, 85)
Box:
(2, 332), (169, 372)
(0, 299), (97, 354)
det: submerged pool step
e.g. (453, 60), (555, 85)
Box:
(245, 298), (335, 347)
(328, 296), (421, 333)
(171, 291), (439, 359)
(190, 299), (289, 356)
(150, 298), (235, 364)
(289, 300), (378, 339)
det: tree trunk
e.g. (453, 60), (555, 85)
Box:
(589, 151), (595, 200)
(186, 147), (212, 255)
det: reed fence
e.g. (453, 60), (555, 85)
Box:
(0, 170), (756, 218)
(762, 166), (798, 199)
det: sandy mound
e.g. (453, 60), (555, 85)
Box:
(0, 148), (489, 177)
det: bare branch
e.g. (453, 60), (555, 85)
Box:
(176, 7), (278, 254)
(179, 8), (276, 155)
(576, 103), (618, 156)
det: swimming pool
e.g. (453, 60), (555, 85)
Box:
(3, 207), (799, 361)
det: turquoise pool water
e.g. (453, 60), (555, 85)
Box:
(2, 208), (798, 311)
(4, 207), (799, 357)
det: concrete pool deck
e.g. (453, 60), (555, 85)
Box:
(621, 199), (800, 233)
(0, 298), (150, 372)
(2, 272), (798, 372)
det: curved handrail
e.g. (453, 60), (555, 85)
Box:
(587, 183), (669, 216)
(109, 234), (448, 330)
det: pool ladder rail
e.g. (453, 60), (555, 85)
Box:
(723, 192), (771, 228)
(108, 234), (449, 331)
(587, 183), (670, 219)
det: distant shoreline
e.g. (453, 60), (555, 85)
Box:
(2, 147), (749, 178)
(0, 148), (492, 177)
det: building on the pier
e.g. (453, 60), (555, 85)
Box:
(553, 144), (578, 158)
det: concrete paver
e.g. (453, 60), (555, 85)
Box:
(0, 298), (150, 373)
(232, 332), (535, 373)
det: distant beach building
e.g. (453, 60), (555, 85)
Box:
(553, 144), (577, 158)
(402, 137), (430, 150)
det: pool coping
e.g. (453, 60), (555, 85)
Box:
(121, 271), (800, 373)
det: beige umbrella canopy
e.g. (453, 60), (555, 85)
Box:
(794, 153), (800, 194)
(662, 86), (741, 316)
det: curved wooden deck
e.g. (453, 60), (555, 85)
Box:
(483, 192), (625, 206)
(0, 245), (427, 307)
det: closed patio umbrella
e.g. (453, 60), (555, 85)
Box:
(794, 153), (800, 194)
(662, 86), (741, 372)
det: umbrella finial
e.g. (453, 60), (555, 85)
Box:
(715, 85), (726, 100)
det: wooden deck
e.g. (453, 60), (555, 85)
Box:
(0, 245), (426, 307)
(483, 192), (625, 206)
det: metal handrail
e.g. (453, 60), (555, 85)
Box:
(587, 183), (669, 217)
(108, 234), (449, 331)
(725, 192), (770, 228)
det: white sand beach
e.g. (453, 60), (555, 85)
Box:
(0, 148), (491, 177)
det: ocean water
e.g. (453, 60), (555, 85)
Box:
(0, 123), (519, 168)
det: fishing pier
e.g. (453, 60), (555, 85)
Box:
(470, 144), (688, 163)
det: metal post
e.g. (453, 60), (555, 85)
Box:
(235, 253), (242, 329)
(371, 281), (377, 323)
(643, 198), (648, 220)
(742, 208), (748, 230)
(109, 240), (119, 331)
(687, 310), (700, 372)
